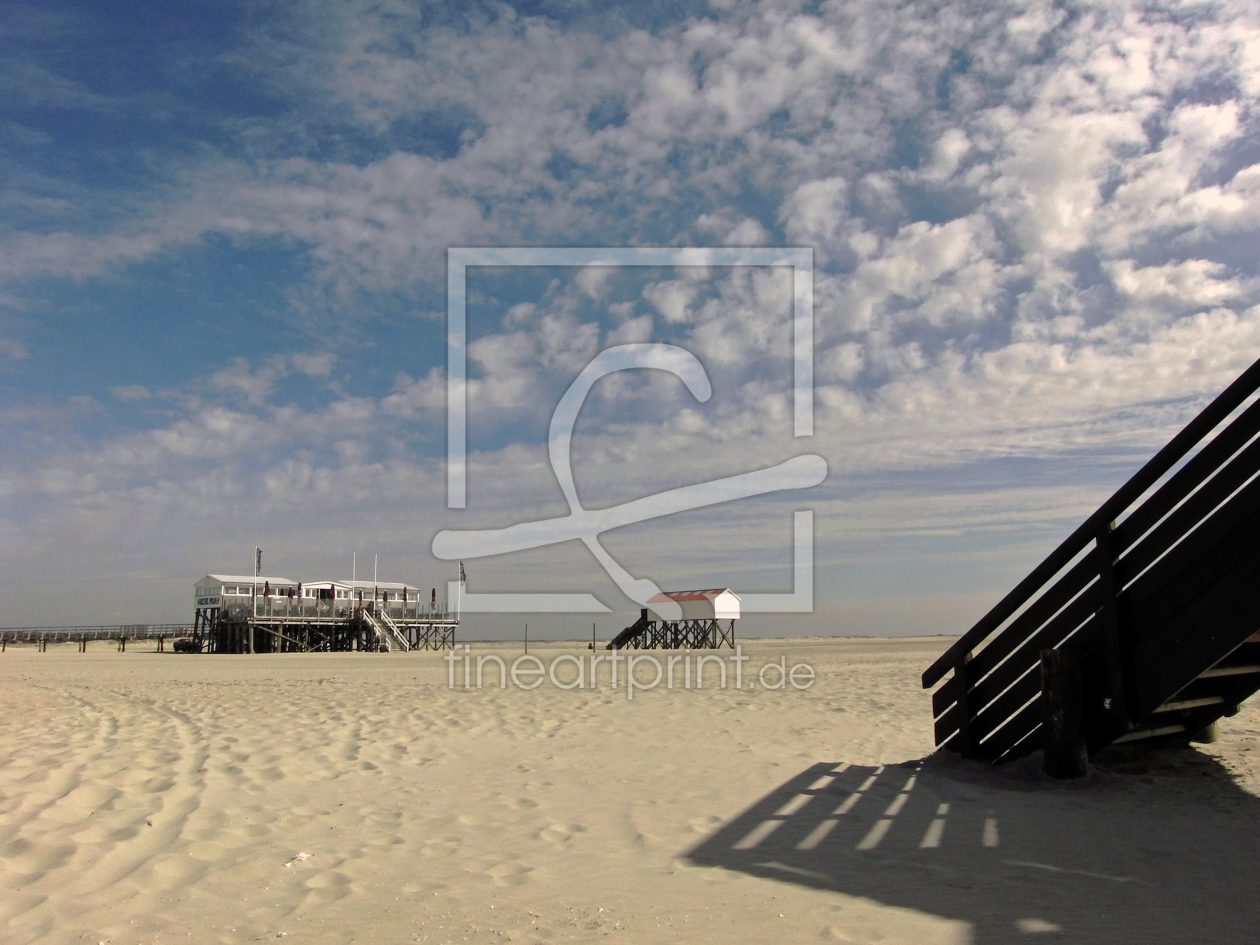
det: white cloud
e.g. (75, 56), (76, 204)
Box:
(292, 352), (337, 376)
(642, 279), (700, 324)
(0, 338), (29, 360)
(110, 384), (151, 401)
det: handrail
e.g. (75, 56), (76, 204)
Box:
(0, 623), (192, 633)
(378, 611), (410, 651)
(0, 624), (192, 640)
(923, 355), (1260, 689)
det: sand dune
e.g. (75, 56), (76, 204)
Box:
(1, 637), (1257, 944)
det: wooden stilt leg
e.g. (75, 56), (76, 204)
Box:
(1042, 648), (1089, 778)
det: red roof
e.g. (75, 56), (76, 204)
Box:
(648, 588), (735, 603)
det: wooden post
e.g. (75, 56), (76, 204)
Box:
(954, 655), (975, 758)
(1191, 720), (1220, 744)
(1041, 648), (1088, 778)
(1094, 524), (1130, 738)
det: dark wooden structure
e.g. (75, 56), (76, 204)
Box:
(923, 356), (1260, 766)
(194, 610), (456, 654)
(606, 608), (735, 650)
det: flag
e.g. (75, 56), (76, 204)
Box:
(255, 547), (262, 574)
(264, 581), (271, 597)
(459, 562), (466, 584)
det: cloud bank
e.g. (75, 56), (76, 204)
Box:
(1, 0), (1258, 634)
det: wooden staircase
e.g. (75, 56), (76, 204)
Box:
(923, 356), (1260, 764)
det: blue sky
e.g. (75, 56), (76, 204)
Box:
(2, 0), (1259, 636)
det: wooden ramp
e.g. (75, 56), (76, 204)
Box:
(923, 356), (1260, 764)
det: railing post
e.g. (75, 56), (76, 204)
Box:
(1095, 522), (1130, 737)
(954, 655), (975, 759)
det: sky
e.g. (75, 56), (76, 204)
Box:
(1, 0), (1259, 638)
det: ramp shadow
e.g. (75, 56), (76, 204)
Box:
(684, 751), (1260, 944)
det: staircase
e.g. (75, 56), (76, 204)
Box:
(923, 356), (1260, 763)
(361, 609), (410, 652)
(378, 610), (410, 652)
(606, 609), (650, 650)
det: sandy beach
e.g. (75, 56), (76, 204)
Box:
(2, 637), (1259, 945)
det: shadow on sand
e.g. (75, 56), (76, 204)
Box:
(685, 748), (1260, 943)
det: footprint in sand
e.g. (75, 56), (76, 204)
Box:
(483, 861), (534, 887)
(223, 823), (272, 840)
(537, 823), (586, 845)
(303, 870), (354, 903)
(71, 822), (142, 844)
(688, 815), (724, 834)
(186, 841), (232, 862)
(136, 853), (210, 889)
(0, 840), (76, 888)
(421, 836), (462, 856)
(133, 776), (176, 794)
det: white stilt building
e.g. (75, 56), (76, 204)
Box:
(192, 573), (456, 654)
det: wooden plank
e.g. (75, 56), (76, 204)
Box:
(1123, 478), (1260, 632)
(931, 672), (960, 721)
(1153, 695), (1225, 713)
(1113, 398), (1260, 556)
(1113, 724), (1186, 744)
(978, 696), (1044, 762)
(963, 590), (1102, 726)
(969, 666), (1042, 746)
(1116, 435), (1260, 589)
(957, 552), (1099, 689)
(1198, 664), (1260, 679)
(933, 597), (1101, 747)
(924, 355), (1260, 689)
(995, 718), (1046, 764)
(931, 563), (1098, 722)
(1127, 536), (1260, 716)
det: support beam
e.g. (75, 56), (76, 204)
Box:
(1094, 525), (1130, 738)
(1041, 648), (1088, 778)
(954, 656), (974, 759)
